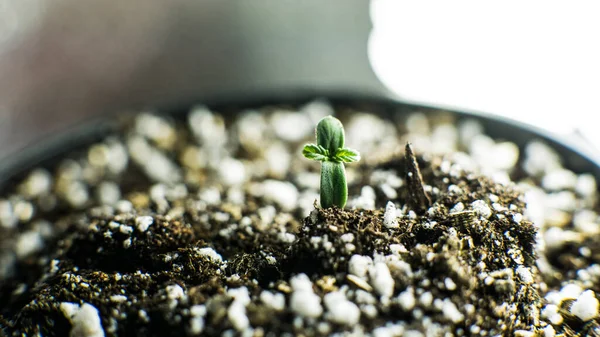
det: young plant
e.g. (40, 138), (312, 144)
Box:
(302, 116), (360, 208)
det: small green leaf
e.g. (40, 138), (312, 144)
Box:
(316, 116), (345, 154)
(333, 147), (361, 163)
(302, 144), (329, 162)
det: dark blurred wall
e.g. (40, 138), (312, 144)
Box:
(0, 0), (385, 161)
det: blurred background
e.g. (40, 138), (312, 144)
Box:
(369, 0), (600, 150)
(1, 0), (599, 161)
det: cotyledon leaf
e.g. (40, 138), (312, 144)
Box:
(316, 116), (345, 155)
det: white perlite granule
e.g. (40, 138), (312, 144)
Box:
(348, 255), (373, 278)
(389, 244), (408, 255)
(397, 288), (416, 311)
(406, 113), (430, 134)
(271, 111), (312, 142)
(277, 232), (296, 244)
(512, 213), (523, 224)
(199, 187), (221, 205)
(351, 186), (376, 210)
(138, 310), (150, 323)
(372, 324), (405, 337)
(570, 289), (599, 321)
(573, 210), (599, 234)
(127, 136), (181, 184)
(119, 224), (133, 235)
(13, 201), (35, 222)
(197, 247), (223, 263)
(110, 295), (127, 303)
(514, 330), (535, 337)
(265, 143), (292, 179)
(369, 262), (395, 298)
(260, 291), (286, 311)
(543, 227), (580, 250)
(64, 181), (89, 209)
(96, 181), (121, 206)
(301, 100), (334, 122)
(166, 284), (185, 300)
(419, 292), (433, 307)
(471, 200), (492, 219)
(260, 180), (299, 211)
(188, 305), (207, 334)
(104, 140), (129, 175)
(523, 141), (561, 176)
(115, 200), (133, 213)
(542, 168), (578, 191)
(541, 304), (563, 325)
(219, 158), (247, 186)
(575, 173), (597, 197)
(442, 299), (464, 323)
(290, 273), (323, 318)
(516, 266), (534, 285)
(20, 169), (53, 198)
(227, 287), (251, 331)
(165, 284), (186, 310)
(135, 216), (153, 232)
(447, 184), (462, 195)
(0, 200), (17, 229)
(444, 277), (457, 291)
(188, 107), (226, 145)
(340, 233), (355, 243)
(546, 283), (583, 304)
(290, 292), (323, 318)
(380, 184), (398, 199)
(383, 202), (399, 228)
(543, 325), (556, 337)
(15, 230), (44, 258)
(60, 302), (105, 337)
(134, 114), (176, 147)
(323, 291), (361, 326)
(449, 202), (464, 214)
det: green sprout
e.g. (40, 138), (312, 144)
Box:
(302, 116), (360, 208)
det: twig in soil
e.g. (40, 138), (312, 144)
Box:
(405, 143), (431, 214)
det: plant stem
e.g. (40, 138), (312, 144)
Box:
(320, 161), (348, 208)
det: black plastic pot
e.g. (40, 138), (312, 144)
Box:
(1, 92), (599, 192)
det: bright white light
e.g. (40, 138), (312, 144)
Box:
(369, 0), (600, 147)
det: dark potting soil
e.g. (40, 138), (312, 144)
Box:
(0, 100), (598, 336)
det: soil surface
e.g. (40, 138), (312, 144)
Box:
(1, 100), (599, 336)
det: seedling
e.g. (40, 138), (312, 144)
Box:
(303, 116), (360, 208)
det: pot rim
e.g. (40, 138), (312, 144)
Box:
(1, 90), (599, 189)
